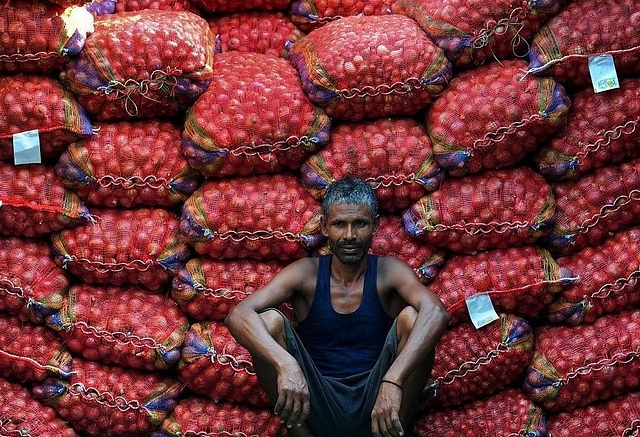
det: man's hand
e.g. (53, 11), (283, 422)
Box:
(274, 362), (310, 430)
(371, 380), (405, 437)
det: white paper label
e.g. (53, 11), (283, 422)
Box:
(589, 54), (620, 93)
(465, 293), (500, 329)
(13, 130), (42, 165)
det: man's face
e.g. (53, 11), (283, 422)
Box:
(322, 203), (378, 265)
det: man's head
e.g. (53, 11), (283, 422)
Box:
(321, 177), (379, 265)
(322, 176), (378, 219)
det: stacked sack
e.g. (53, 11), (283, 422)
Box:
(1, 0), (639, 436)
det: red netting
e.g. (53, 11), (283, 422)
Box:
(547, 391), (640, 437)
(0, 236), (69, 323)
(423, 313), (534, 408)
(183, 51), (330, 178)
(524, 310), (640, 413)
(0, 1), (92, 74)
(55, 120), (202, 208)
(546, 156), (640, 255)
(0, 163), (91, 237)
(0, 75), (94, 162)
(300, 118), (444, 212)
(547, 226), (640, 325)
(208, 11), (305, 58)
(0, 377), (78, 437)
(527, 0), (640, 88)
(158, 397), (282, 437)
(192, 0), (291, 13)
(171, 257), (286, 321)
(392, 0), (562, 67)
(289, 0), (395, 32)
(180, 173), (324, 261)
(427, 245), (573, 325)
(415, 388), (547, 436)
(50, 207), (190, 291)
(47, 284), (189, 371)
(536, 78), (640, 181)
(316, 214), (446, 284)
(402, 166), (556, 253)
(426, 59), (570, 176)
(0, 312), (72, 382)
(32, 357), (183, 436)
(177, 320), (271, 408)
(60, 10), (215, 120)
(287, 14), (452, 121)
(113, 0), (200, 13)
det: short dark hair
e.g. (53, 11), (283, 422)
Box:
(322, 176), (378, 218)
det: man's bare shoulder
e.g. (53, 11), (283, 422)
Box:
(277, 256), (320, 291)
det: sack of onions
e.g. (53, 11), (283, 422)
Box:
(55, 120), (201, 208)
(287, 14), (452, 121)
(46, 284), (189, 371)
(60, 10), (215, 120)
(300, 118), (444, 212)
(177, 320), (271, 408)
(0, 236), (69, 323)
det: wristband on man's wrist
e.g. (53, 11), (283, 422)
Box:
(381, 379), (403, 390)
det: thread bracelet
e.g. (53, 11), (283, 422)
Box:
(381, 379), (403, 390)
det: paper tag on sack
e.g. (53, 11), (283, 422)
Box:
(466, 293), (499, 329)
(589, 54), (620, 93)
(13, 130), (42, 165)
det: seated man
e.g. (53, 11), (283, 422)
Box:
(225, 176), (450, 437)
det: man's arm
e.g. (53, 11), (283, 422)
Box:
(382, 257), (450, 384)
(372, 256), (451, 437)
(224, 258), (314, 429)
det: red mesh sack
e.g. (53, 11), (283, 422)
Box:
(181, 173), (324, 261)
(113, 0), (200, 13)
(0, 1), (93, 74)
(32, 357), (183, 437)
(55, 120), (202, 208)
(177, 320), (271, 408)
(536, 78), (640, 181)
(546, 226), (640, 325)
(427, 245), (574, 325)
(0, 377), (79, 437)
(46, 284), (189, 371)
(547, 391), (640, 437)
(51, 207), (190, 291)
(545, 157), (640, 255)
(300, 118), (444, 212)
(171, 257), (286, 321)
(59, 10), (215, 120)
(524, 309), (640, 413)
(527, 0), (640, 89)
(0, 236), (69, 323)
(317, 214), (447, 284)
(392, 0), (563, 67)
(0, 163), (91, 238)
(208, 11), (305, 58)
(426, 59), (570, 176)
(422, 313), (534, 409)
(415, 387), (547, 437)
(153, 397), (282, 437)
(287, 14), (452, 121)
(191, 0), (291, 13)
(0, 312), (72, 382)
(182, 51), (331, 178)
(402, 166), (556, 254)
(0, 75), (94, 162)
(289, 0), (395, 32)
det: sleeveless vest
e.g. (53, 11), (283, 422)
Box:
(296, 254), (394, 378)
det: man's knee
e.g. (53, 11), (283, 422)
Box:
(259, 309), (287, 346)
(397, 306), (418, 339)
